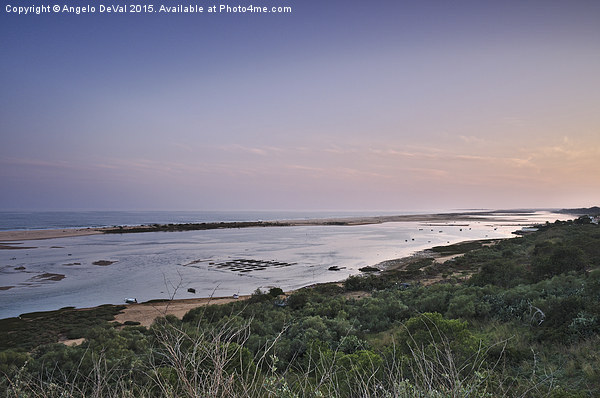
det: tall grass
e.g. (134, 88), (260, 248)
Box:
(2, 312), (570, 398)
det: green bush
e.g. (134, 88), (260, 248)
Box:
(532, 245), (587, 281)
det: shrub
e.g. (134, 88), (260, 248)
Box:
(531, 245), (587, 282)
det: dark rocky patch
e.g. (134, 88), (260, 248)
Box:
(93, 260), (116, 266)
(359, 266), (380, 272)
(32, 273), (66, 282)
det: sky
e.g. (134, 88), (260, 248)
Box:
(1, 0), (599, 212)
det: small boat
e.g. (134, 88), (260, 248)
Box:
(125, 298), (137, 304)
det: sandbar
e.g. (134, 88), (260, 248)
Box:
(0, 212), (500, 243)
(0, 228), (102, 242)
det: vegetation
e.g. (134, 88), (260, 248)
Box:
(103, 221), (293, 234)
(2, 216), (600, 396)
(0, 305), (125, 351)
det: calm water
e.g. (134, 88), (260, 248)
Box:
(0, 210), (571, 318)
(0, 210), (416, 231)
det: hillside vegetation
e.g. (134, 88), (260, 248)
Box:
(1, 217), (600, 397)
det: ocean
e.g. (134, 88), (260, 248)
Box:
(0, 210), (415, 231)
(0, 210), (572, 319)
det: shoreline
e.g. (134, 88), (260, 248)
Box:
(0, 210), (566, 321)
(0, 212), (508, 243)
(8, 237), (501, 327)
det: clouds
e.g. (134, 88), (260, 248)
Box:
(1, 1), (599, 210)
(1, 129), (598, 210)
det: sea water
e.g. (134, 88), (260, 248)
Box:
(0, 210), (413, 231)
(0, 210), (571, 318)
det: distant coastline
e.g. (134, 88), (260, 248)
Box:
(0, 211), (529, 243)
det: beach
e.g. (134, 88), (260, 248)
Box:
(0, 228), (102, 243)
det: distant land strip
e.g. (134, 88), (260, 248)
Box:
(1, 208), (589, 242)
(103, 220), (293, 233)
(101, 213), (501, 235)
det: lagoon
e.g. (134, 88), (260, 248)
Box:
(0, 211), (570, 318)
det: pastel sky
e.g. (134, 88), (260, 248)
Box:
(1, 0), (599, 211)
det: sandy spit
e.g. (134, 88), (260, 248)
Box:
(0, 228), (103, 242)
(0, 213), (493, 243)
